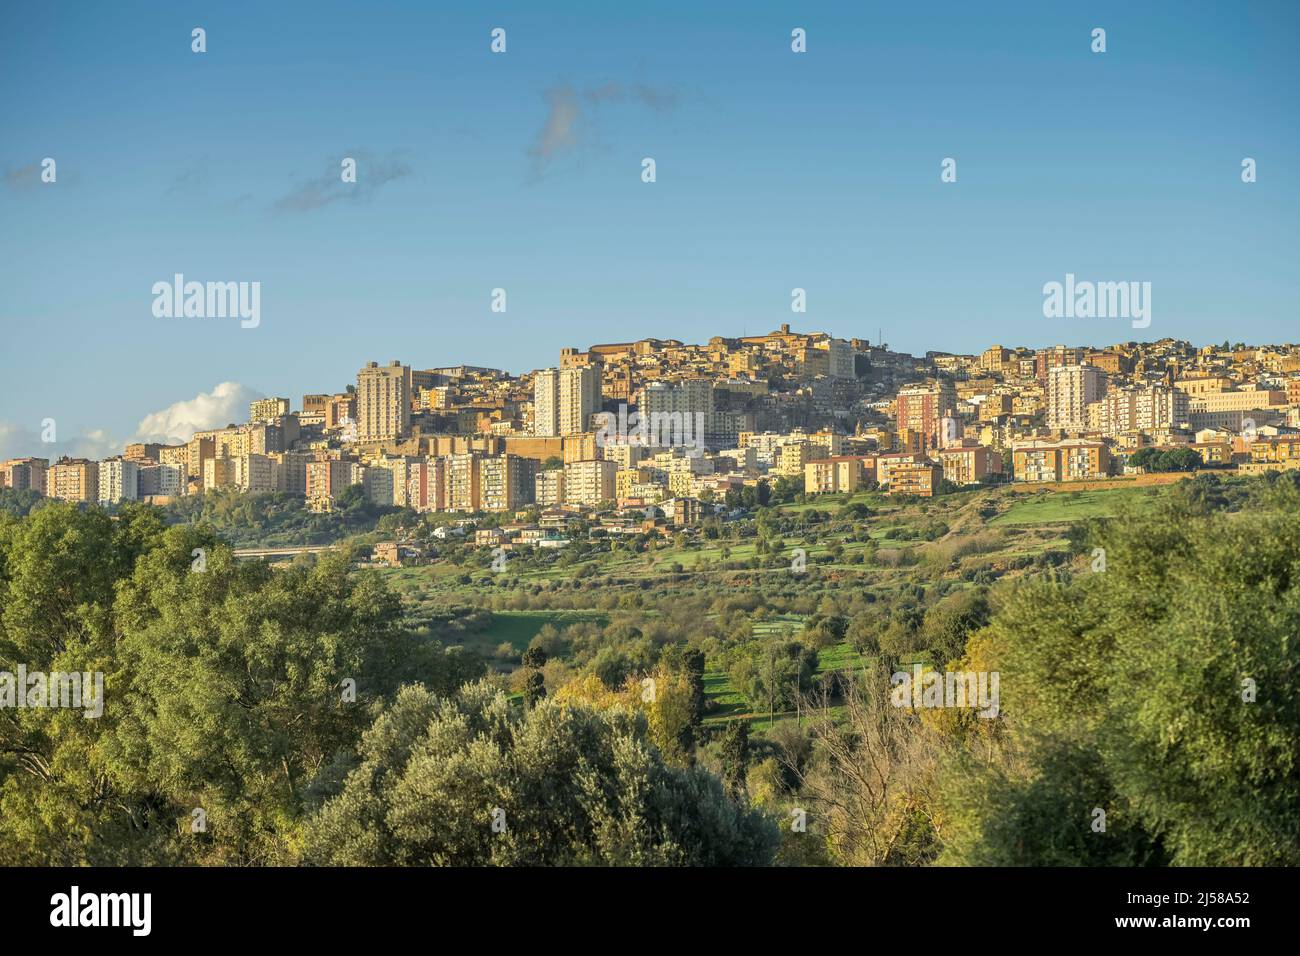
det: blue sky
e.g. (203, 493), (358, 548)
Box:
(2, 0), (1297, 457)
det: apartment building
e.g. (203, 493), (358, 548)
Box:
(560, 364), (600, 435)
(617, 467), (661, 502)
(357, 361), (412, 442)
(249, 397), (290, 422)
(1046, 364), (1106, 433)
(479, 454), (537, 511)
(1012, 440), (1111, 482)
(446, 453), (482, 511)
(305, 458), (360, 501)
(186, 436), (216, 482)
(1248, 436), (1300, 466)
(1035, 345), (1084, 384)
(888, 461), (942, 497)
(230, 454), (278, 493)
(1086, 385), (1189, 436)
(407, 457), (447, 513)
(325, 393), (358, 430)
(896, 381), (958, 449)
(876, 451), (926, 487)
(0, 457), (48, 494)
(803, 457), (863, 495)
(203, 457), (235, 491)
(49, 458), (98, 502)
(937, 444), (1002, 486)
(138, 462), (185, 498)
(123, 443), (163, 462)
(564, 459), (616, 507)
(534, 364), (600, 437)
(97, 458), (139, 504)
(535, 468), (566, 507)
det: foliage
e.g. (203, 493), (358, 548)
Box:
(303, 683), (779, 865)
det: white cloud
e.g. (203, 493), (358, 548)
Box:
(0, 383), (260, 464)
(0, 421), (121, 462)
(0, 421), (38, 459)
(132, 382), (261, 445)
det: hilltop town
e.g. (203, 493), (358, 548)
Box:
(4, 327), (1300, 543)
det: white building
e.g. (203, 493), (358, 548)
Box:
(98, 458), (139, 504)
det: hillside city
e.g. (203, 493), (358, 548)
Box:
(5, 327), (1299, 550)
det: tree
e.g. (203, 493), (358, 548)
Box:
(718, 720), (750, 797)
(940, 483), (1300, 865)
(0, 504), (475, 865)
(302, 684), (779, 865)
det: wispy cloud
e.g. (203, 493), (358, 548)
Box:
(3, 163), (42, 192)
(271, 149), (411, 214)
(165, 157), (210, 197)
(527, 81), (683, 178)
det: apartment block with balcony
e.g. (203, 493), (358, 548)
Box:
(357, 361), (412, 442)
(803, 457), (863, 495)
(535, 468), (566, 507)
(563, 459), (616, 507)
(50, 458), (99, 502)
(97, 458), (139, 504)
(888, 461), (941, 497)
(478, 454), (537, 511)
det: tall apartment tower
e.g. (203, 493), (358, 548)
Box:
(1047, 364), (1107, 433)
(534, 364), (599, 436)
(357, 361), (411, 443)
(559, 365), (600, 435)
(533, 368), (559, 437)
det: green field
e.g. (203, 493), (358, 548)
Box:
(990, 486), (1167, 525)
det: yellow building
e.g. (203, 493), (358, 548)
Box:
(564, 459), (616, 507)
(888, 461), (941, 497)
(1011, 441), (1110, 482)
(803, 457), (862, 495)
(937, 445), (1002, 486)
(49, 458), (98, 502)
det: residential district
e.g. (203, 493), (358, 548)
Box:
(4, 326), (1300, 555)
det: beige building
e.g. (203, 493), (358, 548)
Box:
(249, 397), (290, 422)
(534, 364), (600, 437)
(203, 457), (235, 491)
(49, 458), (99, 502)
(357, 361), (412, 442)
(231, 453), (278, 494)
(1012, 440), (1110, 482)
(1046, 365), (1106, 433)
(535, 468), (566, 507)
(1086, 385), (1188, 436)
(804, 457), (863, 495)
(937, 444), (1001, 486)
(446, 453), (482, 511)
(0, 457), (48, 495)
(564, 459), (616, 507)
(479, 455), (537, 512)
(888, 461), (941, 497)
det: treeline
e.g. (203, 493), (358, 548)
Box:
(161, 485), (401, 547)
